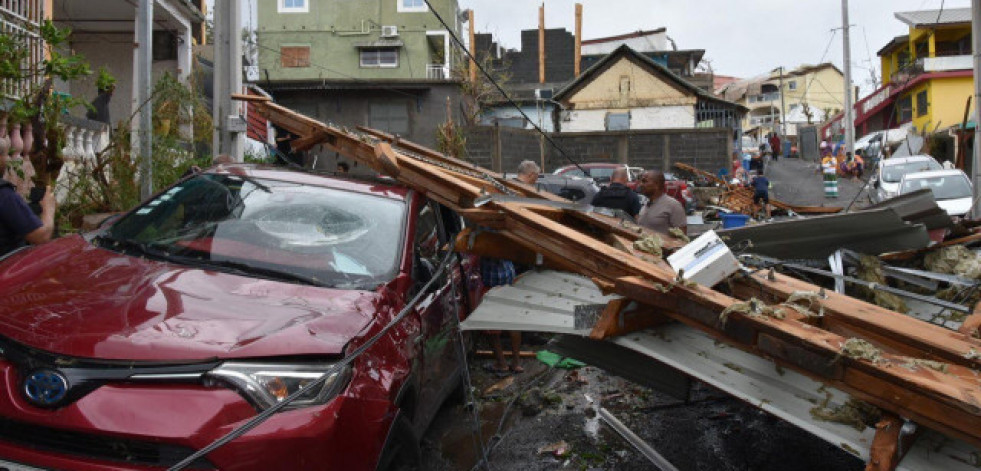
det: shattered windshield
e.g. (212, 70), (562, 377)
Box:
(901, 174), (972, 200)
(105, 174), (405, 289)
(882, 159), (941, 183)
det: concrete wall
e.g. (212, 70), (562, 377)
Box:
(479, 104), (557, 132)
(919, 75), (972, 133)
(257, 0), (460, 82)
(67, 33), (179, 127)
(464, 125), (731, 175)
(272, 82), (462, 168)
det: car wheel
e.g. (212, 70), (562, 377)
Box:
(377, 416), (420, 471)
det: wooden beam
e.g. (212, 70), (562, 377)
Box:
(538, 3), (546, 84)
(574, 3), (582, 77)
(866, 414), (918, 471)
(468, 9), (477, 84)
(589, 298), (672, 340)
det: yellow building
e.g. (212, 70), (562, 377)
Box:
(717, 63), (844, 140)
(830, 8), (972, 140)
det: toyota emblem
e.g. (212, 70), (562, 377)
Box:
(23, 369), (69, 407)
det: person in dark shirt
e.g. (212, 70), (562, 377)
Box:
(591, 167), (642, 218)
(0, 176), (56, 257)
(749, 169), (771, 220)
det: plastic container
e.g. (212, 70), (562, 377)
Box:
(720, 213), (750, 229)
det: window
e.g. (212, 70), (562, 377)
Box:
(278, 0), (308, 13)
(605, 112), (630, 131)
(398, 0), (428, 12)
(280, 45), (310, 68)
(897, 96), (913, 123)
(369, 102), (410, 135)
(788, 80), (797, 91)
(360, 48), (399, 68)
(916, 90), (928, 117)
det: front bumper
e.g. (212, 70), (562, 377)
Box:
(0, 362), (395, 470)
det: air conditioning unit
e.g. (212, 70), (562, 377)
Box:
(381, 25), (399, 38)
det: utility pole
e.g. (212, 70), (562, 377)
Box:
(538, 3), (546, 84)
(574, 3), (582, 77)
(841, 0), (855, 156)
(213, 0), (244, 161)
(468, 9), (476, 84)
(972, 0), (981, 217)
(778, 66), (787, 150)
(136, 0), (153, 200)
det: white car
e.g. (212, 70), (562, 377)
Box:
(899, 169), (974, 217)
(870, 155), (942, 203)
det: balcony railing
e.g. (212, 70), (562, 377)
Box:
(426, 64), (449, 80)
(749, 115), (778, 126)
(0, 0), (44, 100)
(748, 92), (780, 104)
(921, 54), (971, 73)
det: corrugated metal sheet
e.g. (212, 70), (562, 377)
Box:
(460, 270), (616, 335)
(462, 270), (980, 470)
(718, 208), (930, 259)
(895, 8), (971, 27)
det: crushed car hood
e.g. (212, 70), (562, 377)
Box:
(0, 236), (392, 361)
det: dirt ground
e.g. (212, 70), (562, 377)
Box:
(420, 158), (873, 470)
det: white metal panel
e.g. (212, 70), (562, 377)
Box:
(630, 106), (695, 129)
(613, 327), (979, 471)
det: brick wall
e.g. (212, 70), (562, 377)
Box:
(464, 126), (732, 174)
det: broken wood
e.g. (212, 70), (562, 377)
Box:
(866, 414), (918, 471)
(590, 298), (672, 340)
(249, 97), (981, 451)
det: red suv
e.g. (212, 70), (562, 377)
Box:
(553, 163), (695, 214)
(0, 165), (481, 470)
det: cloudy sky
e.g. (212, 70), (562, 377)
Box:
(459, 0), (970, 97)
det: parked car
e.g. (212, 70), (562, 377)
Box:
(869, 155), (942, 203)
(899, 169), (974, 217)
(535, 173), (601, 202)
(0, 165), (481, 470)
(552, 163), (694, 213)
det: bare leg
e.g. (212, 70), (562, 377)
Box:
(488, 333), (507, 370)
(509, 331), (524, 372)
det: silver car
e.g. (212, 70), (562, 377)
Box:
(869, 155), (942, 203)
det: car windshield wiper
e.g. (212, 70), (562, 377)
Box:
(94, 235), (179, 261)
(192, 258), (326, 287)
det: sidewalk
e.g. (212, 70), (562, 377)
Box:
(764, 157), (870, 210)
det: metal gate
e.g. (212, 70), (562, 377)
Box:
(798, 126), (819, 162)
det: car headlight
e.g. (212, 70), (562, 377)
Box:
(206, 362), (351, 410)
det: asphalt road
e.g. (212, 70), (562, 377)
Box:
(765, 156), (870, 210)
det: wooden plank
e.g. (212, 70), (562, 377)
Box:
(881, 231), (981, 262)
(231, 93), (271, 102)
(373, 142), (401, 177)
(589, 298), (672, 340)
(732, 271), (981, 369)
(866, 414), (916, 471)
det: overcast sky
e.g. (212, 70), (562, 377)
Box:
(459, 0), (971, 97)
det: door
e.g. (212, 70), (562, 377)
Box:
(410, 199), (460, 427)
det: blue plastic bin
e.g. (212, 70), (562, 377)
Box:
(721, 213), (750, 229)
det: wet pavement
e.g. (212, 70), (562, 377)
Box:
(765, 156), (870, 210)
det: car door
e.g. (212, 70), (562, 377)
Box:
(410, 198), (460, 426)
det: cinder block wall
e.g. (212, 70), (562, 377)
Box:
(464, 126), (731, 174)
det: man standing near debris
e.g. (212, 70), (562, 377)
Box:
(591, 167), (641, 218)
(516, 160), (540, 186)
(637, 170), (687, 235)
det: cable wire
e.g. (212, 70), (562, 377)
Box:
(420, 0), (585, 174)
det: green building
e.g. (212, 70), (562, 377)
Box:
(257, 0), (464, 158)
